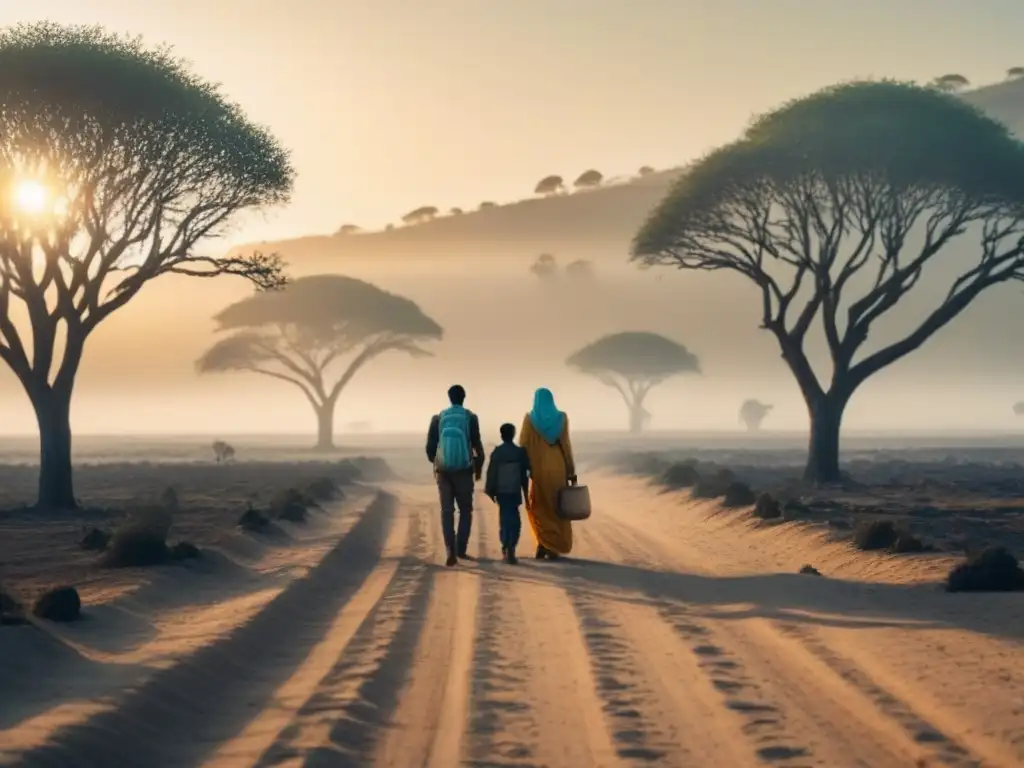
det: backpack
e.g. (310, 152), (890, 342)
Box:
(436, 405), (472, 471)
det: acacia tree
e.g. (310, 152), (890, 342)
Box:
(0, 24), (292, 508)
(401, 206), (438, 225)
(1008, 67), (1024, 80)
(196, 275), (443, 450)
(534, 175), (564, 195)
(633, 80), (1024, 483)
(574, 170), (603, 189)
(739, 399), (773, 432)
(567, 332), (699, 433)
(638, 166), (656, 177)
(932, 73), (970, 92)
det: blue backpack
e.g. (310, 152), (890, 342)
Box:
(436, 405), (472, 471)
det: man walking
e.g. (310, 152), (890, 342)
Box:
(426, 384), (485, 566)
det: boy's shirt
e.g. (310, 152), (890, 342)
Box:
(485, 442), (530, 503)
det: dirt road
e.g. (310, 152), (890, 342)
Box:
(7, 478), (1023, 768)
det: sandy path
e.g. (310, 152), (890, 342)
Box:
(3, 476), (1021, 767)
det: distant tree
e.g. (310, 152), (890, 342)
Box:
(1008, 67), (1024, 80)
(197, 275), (442, 451)
(739, 400), (773, 432)
(567, 332), (700, 433)
(573, 169), (603, 189)
(449, 207), (464, 215)
(1013, 402), (1024, 416)
(479, 201), (497, 210)
(565, 259), (595, 280)
(638, 166), (656, 177)
(401, 206), (439, 225)
(633, 80), (1024, 483)
(385, 223), (395, 231)
(212, 441), (236, 464)
(931, 73), (970, 92)
(336, 224), (361, 235)
(530, 253), (558, 279)
(534, 175), (564, 196)
(0, 24), (292, 509)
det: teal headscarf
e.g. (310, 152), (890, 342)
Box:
(529, 387), (565, 444)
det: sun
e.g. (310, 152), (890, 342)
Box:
(12, 179), (50, 216)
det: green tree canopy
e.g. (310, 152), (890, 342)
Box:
(0, 23), (292, 507)
(633, 80), (1024, 482)
(197, 275), (442, 450)
(567, 331), (699, 433)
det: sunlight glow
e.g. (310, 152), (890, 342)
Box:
(12, 179), (50, 216)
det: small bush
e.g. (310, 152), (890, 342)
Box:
(269, 488), (314, 522)
(102, 510), (172, 568)
(170, 541), (201, 560)
(946, 547), (1024, 592)
(80, 527), (111, 551)
(799, 564), (821, 576)
(160, 486), (180, 513)
(692, 469), (734, 499)
(753, 493), (781, 520)
(0, 587), (26, 625)
(306, 476), (342, 502)
(890, 532), (928, 554)
(853, 520), (899, 551)
(33, 586), (81, 622)
(661, 462), (700, 489)
(239, 504), (271, 532)
(723, 481), (757, 507)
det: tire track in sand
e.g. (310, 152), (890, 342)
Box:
(466, 501), (623, 768)
(604, 511), (989, 767)
(252, 501), (436, 767)
(372, 498), (479, 768)
(202, 501), (413, 767)
(572, 520), (772, 766)
(10, 492), (396, 768)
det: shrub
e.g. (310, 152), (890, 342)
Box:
(170, 541), (201, 560)
(799, 564), (821, 576)
(753, 493), (781, 520)
(692, 469), (734, 499)
(890, 532), (928, 554)
(269, 488), (314, 522)
(101, 508), (173, 567)
(853, 520), (899, 551)
(660, 462), (699, 489)
(946, 547), (1024, 592)
(160, 486), (180, 512)
(306, 476), (342, 502)
(343, 456), (394, 482)
(0, 587), (26, 625)
(80, 526), (111, 551)
(239, 504), (271, 531)
(722, 482), (757, 507)
(33, 586), (81, 622)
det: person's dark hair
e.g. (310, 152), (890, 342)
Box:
(447, 384), (466, 405)
(500, 423), (516, 441)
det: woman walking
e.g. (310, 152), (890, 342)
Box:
(519, 387), (576, 559)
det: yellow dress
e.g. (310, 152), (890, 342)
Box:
(519, 412), (575, 555)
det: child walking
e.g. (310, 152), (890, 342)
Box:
(484, 422), (530, 564)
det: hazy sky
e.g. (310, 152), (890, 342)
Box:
(6, 1), (1024, 245)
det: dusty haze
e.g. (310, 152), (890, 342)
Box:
(3, 4), (1024, 436)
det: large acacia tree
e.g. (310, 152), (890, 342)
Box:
(567, 331), (700, 433)
(197, 275), (443, 450)
(0, 24), (292, 508)
(633, 80), (1024, 483)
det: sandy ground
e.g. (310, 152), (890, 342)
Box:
(2, 453), (1021, 768)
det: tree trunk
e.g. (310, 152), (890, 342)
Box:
(33, 385), (76, 509)
(628, 403), (644, 434)
(803, 393), (847, 484)
(314, 400), (337, 451)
